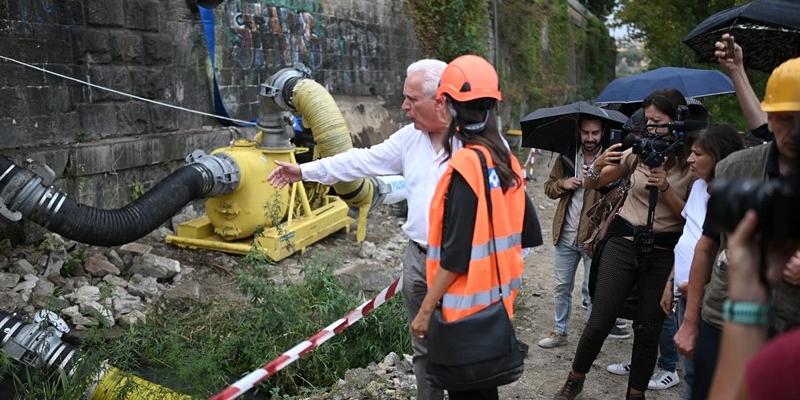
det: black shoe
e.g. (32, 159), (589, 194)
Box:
(581, 300), (589, 310)
(518, 340), (530, 358)
(553, 373), (584, 400)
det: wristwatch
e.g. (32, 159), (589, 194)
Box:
(722, 300), (771, 326)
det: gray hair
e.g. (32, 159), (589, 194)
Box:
(406, 59), (447, 98)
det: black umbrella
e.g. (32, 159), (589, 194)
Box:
(520, 102), (628, 154)
(683, 0), (800, 72)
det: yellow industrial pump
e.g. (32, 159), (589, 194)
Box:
(165, 63), (404, 261)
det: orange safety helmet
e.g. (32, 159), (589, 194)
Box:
(761, 57), (800, 112)
(436, 55), (502, 103)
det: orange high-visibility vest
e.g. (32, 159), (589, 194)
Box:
(427, 145), (526, 322)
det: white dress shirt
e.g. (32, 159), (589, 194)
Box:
(301, 123), (460, 246)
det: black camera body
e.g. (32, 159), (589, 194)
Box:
(706, 177), (800, 238)
(626, 105), (705, 168)
(629, 136), (682, 168)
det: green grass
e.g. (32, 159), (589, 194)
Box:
(3, 254), (410, 400)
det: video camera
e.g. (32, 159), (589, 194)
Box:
(624, 105), (706, 168)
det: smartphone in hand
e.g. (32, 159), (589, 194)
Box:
(607, 129), (623, 163)
(609, 129), (623, 146)
(724, 35), (735, 59)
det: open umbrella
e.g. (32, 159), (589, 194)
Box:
(520, 102), (628, 154)
(595, 67), (735, 104)
(598, 97), (708, 120)
(683, 0), (800, 72)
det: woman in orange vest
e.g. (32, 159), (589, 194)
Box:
(410, 55), (543, 400)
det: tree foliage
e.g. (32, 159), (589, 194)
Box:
(585, 0), (616, 20)
(615, 0), (770, 131)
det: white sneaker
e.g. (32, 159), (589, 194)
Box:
(538, 331), (568, 348)
(648, 368), (680, 390)
(606, 358), (632, 375)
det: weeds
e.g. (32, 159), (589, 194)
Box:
(3, 252), (410, 399)
(130, 178), (146, 201)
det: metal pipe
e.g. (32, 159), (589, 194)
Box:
(0, 309), (193, 400)
(0, 152), (239, 247)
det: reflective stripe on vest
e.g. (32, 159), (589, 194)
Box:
(427, 232), (522, 261)
(441, 277), (523, 311)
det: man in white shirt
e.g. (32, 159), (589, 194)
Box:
(268, 59), (452, 400)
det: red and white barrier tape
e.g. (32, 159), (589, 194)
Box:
(208, 276), (403, 400)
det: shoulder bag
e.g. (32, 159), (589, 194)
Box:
(425, 148), (524, 391)
(582, 160), (638, 258)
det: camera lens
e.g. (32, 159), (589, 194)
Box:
(707, 179), (772, 234)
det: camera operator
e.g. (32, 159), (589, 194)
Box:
(553, 89), (694, 400)
(675, 57), (800, 400)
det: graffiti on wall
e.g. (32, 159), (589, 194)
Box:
(336, 19), (384, 85)
(225, 0), (323, 70)
(222, 1), (386, 86)
(17, 0), (57, 32)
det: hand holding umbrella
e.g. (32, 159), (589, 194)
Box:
(561, 177), (582, 191)
(682, 0), (800, 73)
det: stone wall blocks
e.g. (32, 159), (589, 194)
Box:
(86, 0), (125, 27)
(72, 29), (112, 64)
(109, 31), (144, 64)
(143, 33), (174, 65)
(125, 0), (161, 32)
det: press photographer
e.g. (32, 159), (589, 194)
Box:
(554, 89), (695, 400)
(674, 57), (800, 400)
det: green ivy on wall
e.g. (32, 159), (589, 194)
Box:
(405, 0), (490, 62)
(407, 0), (614, 126)
(498, 0), (611, 107)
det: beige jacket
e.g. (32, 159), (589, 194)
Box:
(543, 152), (603, 246)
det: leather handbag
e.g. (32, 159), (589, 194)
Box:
(582, 160), (638, 258)
(426, 149), (524, 391)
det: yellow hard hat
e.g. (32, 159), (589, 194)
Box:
(761, 57), (800, 112)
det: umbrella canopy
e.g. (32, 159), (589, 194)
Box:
(520, 102), (628, 154)
(595, 67), (735, 104)
(598, 97), (708, 121)
(683, 0), (800, 72)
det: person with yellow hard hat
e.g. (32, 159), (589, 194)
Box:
(672, 56), (800, 400)
(701, 56), (800, 400)
(410, 54), (543, 400)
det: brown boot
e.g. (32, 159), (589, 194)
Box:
(626, 392), (646, 400)
(553, 373), (584, 400)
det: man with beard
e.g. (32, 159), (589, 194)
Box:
(539, 116), (629, 348)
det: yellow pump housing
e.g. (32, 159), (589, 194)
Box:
(203, 140), (291, 240)
(165, 139), (353, 261)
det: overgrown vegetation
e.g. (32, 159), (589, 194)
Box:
(3, 254), (410, 399)
(405, 0), (490, 62)
(614, 0), (769, 132)
(407, 0), (614, 126)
